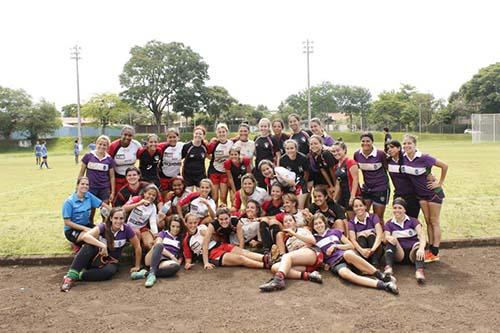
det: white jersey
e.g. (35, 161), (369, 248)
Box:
(233, 140), (255, 161)
(211, 140), (234, 173)
(249, 187), (270, 205)
(160, 142), (184, 177)
(111, 139), (141, 176)
(187, 224), (217, 256)
(286, 227), (311, 252)
(126, 201), (158, 234)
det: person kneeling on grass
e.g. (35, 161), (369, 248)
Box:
(61, 207), (142, 292)
(311, 213), (398, 295)
(259, 214), (323, 292)
(202, 207), (272, 270)
(383, 197), (427, 284)
(132, 215), (185, 288)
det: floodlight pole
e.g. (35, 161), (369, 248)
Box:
(303, 39), (313, 123)
(71, 45), (82, 146)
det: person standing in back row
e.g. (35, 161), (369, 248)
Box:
(40, 141), (50, 169)
(108, 126), (142, 193)
(74, 139), (81, 164)
(34, 140), (42, 165)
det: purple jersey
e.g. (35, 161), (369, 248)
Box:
(82, 152), (116, 189)
(384, 215), (420, 249)
(354, 148), (388, 192)
(402, 151), (443, 198)
(314, 228), (345, 266)
(158, 230), (181, 258)
(98, 223), (135, 259)
(348, 213), (379, 238)
(387, 158), (414, 196)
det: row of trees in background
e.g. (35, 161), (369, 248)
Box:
(1, 40), (499, 140)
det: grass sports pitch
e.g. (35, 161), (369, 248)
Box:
(1, 134), (499, 255)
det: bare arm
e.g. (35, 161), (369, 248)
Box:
(78, 163), (87, 179)
(81, 226), (107, 249)
(434, 159), (448, 187)
(202, 224), (215, 269)
(109, 168), (115, 202)
(122, 199), (147, 213)
(237, 223), (245, 248)
(371, 223), (384, 253)
(349, 165), (360, 205)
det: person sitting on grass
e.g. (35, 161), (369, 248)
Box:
(60, 207), (142, 292)
(131, 215), (185, 288)
(122, 184), (160, 252)
(311, 213), (398, 295)
(383, 197), (427, 284)
(62, 177), (111, 252)
(259, 214), (323, 292)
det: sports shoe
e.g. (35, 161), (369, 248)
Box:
(259, 276), (286, 292)
(130, 269), (148, 280)
(383, 281), (399, 295)
(415, 268), (426, 284)
(61, 276), (75, 292)
(308, 271), (323, 284)
(424, 251), (440, 263)
(145, 273), (157, 288)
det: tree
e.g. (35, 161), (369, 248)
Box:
(334, 85), (371, 131)
(459, 62), (500, 114)
(203, 86), (237, 129)
(369, 91), (407, 131)
(61, 103), (78, 117)
(81, 93), (131, 134)
(0, 86), (32, 138)
(17, 100), (61, 142)
(120, 40), (209, 132)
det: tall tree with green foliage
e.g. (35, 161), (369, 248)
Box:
(333, 85), (371, 131)
(0, 86), (32, 138)
(120, 41), (209, 132)
(61, 103), (78, 117)
(203, 86), (237, 129)
(18, 100), (61, 142)
(459, 62), (500, 114)
(82, 93), (131, 134)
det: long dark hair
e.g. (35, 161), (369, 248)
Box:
(386, 139), (404, 170)
(105, 207), (125, 251)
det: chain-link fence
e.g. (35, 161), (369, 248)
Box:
(471, 114), (500, 143)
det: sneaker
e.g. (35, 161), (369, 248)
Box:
(415, 268), (426, 284)
(382, 272), (397, 284)
(384, 281), (399, 295)
(259, 276), (286, 292)
(145, 273), (157, 288)
(308, 271), (323, 284)
(424, 251), (440, 263)
(61, 276), (75, 292)
(130, 269), (148, 280)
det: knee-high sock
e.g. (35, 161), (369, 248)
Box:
(259, 222), (272, 251)
(150, 243), (164, 275)
(384, 243), (396, 267)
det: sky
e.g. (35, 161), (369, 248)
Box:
(1, 0), (499, 110)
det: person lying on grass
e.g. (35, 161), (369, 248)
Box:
(61, 207), (141, 292)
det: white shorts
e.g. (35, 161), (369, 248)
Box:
(229, 221), (260, 244)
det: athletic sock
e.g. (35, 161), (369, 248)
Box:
(376, 280), (385, 290)
(259, 222), (272, 252)
(275, 271), (285, 280)
(300, 272), (310, 281)
(375, 270), (385, 280)
(67, 269), (80, 280)
(150, 243), (163, 275)
(430, 245), (439, 256)
(384, 244), (396, 266)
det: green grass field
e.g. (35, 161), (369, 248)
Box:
(1, 134), (500, 255)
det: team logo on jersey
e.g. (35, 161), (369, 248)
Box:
(264, 142), (269, 148)
(154, 156), (160, 162)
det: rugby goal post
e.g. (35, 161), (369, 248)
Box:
(471, 113), (500, 143)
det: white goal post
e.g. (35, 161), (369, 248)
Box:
(471, 113), (500, 143)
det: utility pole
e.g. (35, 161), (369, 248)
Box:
(303, 39), (313, 123)
(70, 45), (82, 147)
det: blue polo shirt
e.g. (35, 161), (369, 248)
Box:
(62, 192), (102, 231)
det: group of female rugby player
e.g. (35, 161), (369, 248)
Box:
(60, 114), (448, 294)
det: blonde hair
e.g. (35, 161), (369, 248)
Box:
(96, 135), (111, 146)
(239, 174), (257, 211)
(216, 123), (229, 132)
(199, 178), (213, 190)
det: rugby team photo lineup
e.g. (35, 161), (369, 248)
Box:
(58, 114), (447, 293)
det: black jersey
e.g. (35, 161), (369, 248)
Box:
(137, 148), (161, 184)
(272, 133), (290, 155)
(291, 130), (310, 155)
(182, 142), (207, 179)
(309, 201), (346, 227)
(279, 152), (309, 184)
(262, 199), (284, 216)
(211, 217), (239, 243)
(254, 135), (279, 165)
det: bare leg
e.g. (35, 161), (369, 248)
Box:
(363, 199), (373, 214)
(141, 231), (154, 252)
(231, 246), (264, 262)
(211, 184), (220, 206)
(342, 250), (377, 275)
(337, 267), (378, 288)
(221, 253), (263, 268)
(298, 193), (309, 210)
(219, 183), (228, 206)
(372, 204), (386, 226)
(276, 248), (316, 276)
(419, 200), (433, 244)
(429, 202), (442, 247)
(275, 232), (286, 255)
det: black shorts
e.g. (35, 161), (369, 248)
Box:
(184, 174), (205, 187)
(362, 189), (390, 206)
(64, 224), (95, 244)
(417, 189), (445, 205)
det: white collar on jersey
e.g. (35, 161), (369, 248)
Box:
(90, 150), (111, 160)
(112, 225), (125, 236)
(359, 147), (378, 158)
(390, 214), (410, 229)
(354, 213), (369, 224)
(403, 150), (422, 161)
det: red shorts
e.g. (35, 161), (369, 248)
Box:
(305, 250), (324, 273)
(114, 177), (128, 193)
(209, 172), (228, 185)
(209, 243), (235, 261)
(160, 177), (174, 192)
(139, 226), (151, 234)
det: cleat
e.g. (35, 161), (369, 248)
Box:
(424, 251), (440, 263)
(382, 272), (397, 284)
(384, 281), (399, 295)
(308, 271), (323, 284)
(61, 276), (75, 292)
(416, 268), (426, 284)
(145, 273), (157, 288)
(130, 269), (148, 280)
(259, 276), (285, 292)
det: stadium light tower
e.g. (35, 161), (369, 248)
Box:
(70, 45), (82, 147)
(303, 39), (313, 123)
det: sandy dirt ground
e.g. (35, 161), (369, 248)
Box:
(0, 247), (499, 332)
